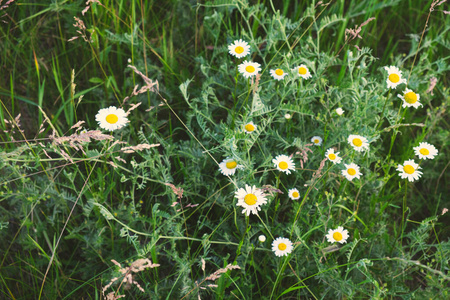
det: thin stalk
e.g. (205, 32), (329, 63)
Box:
(375, 88), (391, 131)
(400, 179), (408, 246)
(407, 3), (434, 84)
(232, 63), (239, 129)
(236, 78), (253, 117)
(256, 214), (274, 240)
(384, 106), (407, 172)
(288, 262), (318, 300)
(273, 173), (282, 219)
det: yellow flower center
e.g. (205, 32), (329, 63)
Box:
(278, 161), (288, 170)
(278, 243), (287, 251)
(105, 114), (119, 124)
(333, 232), (343, 241)
(235, 46), (244, 54)
(347, 168), (356, 176)
(275, 69), (284, 76)
(328, 153), (336, 160)
(245, 123), (255, 132)
(403, 165), (415, 174)
(226, 161), (237, 169)
(245, 65), (255, 73)
(298, 67), (307, 75)
(244, 193), (257, 206)
(419, 148), (429, 155)
(404, 92), (418, 104)
(352, 138), (362, 147)
(292, 191), (299, 198)
(314, 139), (320, 144)
(389, 73), (400, 83)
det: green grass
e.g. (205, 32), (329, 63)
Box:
(0, 0), (449, 299)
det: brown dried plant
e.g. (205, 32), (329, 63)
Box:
(3, 113), (24, 141)
(120, 143), (160, 154)
(407, 0), (447, 82)
(0, 0), (15, 12)
(51, 130), (114, 154)
(181, 263), (241, 300)
(261, 185), (283, 196)
(127, 65), (159, 96)
(164, 182), (184, 200)
(329, 17), (376, 57)
(125, 102), (141, 115)
(252, 74), (261, 95)
(68, 16), (94, 42)
(344, 17), (376, 42)
(426, 77), (437, 95)
(296, 143), (313, 169)
(82, 0), (104, 16)
(102, 258), (160, 300)
(430, 0), (446, 12)
(312, 158), (327, 180)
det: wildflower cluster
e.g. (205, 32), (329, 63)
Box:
(218, 37), (442, 261)
(224, 39), (357, 257)
(3, 1), (448, 298)
(397, 141), (438, 182)
(315, 65), (440, 185)
(228, 39), (314, 83)
(382, 66), (438, 181)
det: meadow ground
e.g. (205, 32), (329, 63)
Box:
(0, 0), (449, 299)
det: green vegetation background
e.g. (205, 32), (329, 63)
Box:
(0, 0), (449, 299)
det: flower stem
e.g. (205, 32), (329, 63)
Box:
(232, 64), (239, 130)
(272, 173), (282, 225)
(376, 88), (391, 131)
(400, 179), (408, 246)
(384, 106), (407, 176)
(257, 214), (274, 240)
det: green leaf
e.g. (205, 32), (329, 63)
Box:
(89, 77), (104, 84)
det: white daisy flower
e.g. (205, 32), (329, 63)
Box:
(238, 61), (261, 78)
(284, 113), (292, 119)
(219, 158), (243, 176)
(272, 154), (296, 174)
(235, 184), (268, 216)
(243, 121), (257, 133)
(341, 163), (362, 181)
(397, 88), (422, 109)
(258, 235), (266, 242)
(292, 64), (312, 80)
(228, 39), (250, 58)
(311, 136), (323, 146)
(413, 142), (438, 160)
(270, 68), (288, 81)
(347, 135), (369, 152)
(325, 148), (342, 164)
(336, 107), (344, 115)
(271, 237), (293, 257)
(397, 159), (422, 182)
(384, 66), (407, 89)
(326, 226), (349, 244)
(95, 106), (129, 131)
(288, 188), (300, 200)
